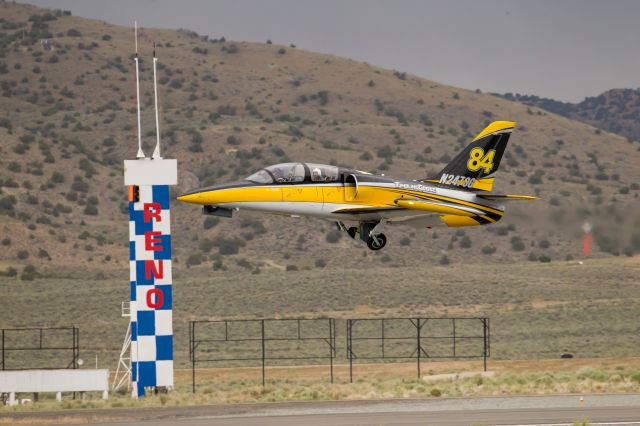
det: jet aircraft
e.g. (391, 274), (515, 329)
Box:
(178, 121), (536, 250)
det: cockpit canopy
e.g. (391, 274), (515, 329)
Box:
(246, 163), (339, 184)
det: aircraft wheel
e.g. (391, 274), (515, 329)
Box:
(347, 227), (358, 239)
(367, 233), (387, 250)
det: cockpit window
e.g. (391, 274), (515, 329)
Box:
(307, 163), (339, 182)
(245, 169), (273, 184)
(266, 163), (305, 183)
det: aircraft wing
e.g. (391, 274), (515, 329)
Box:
(393, 198), (485, 216)
(331, 205), (445, 228)
(331, 206), (409, 221)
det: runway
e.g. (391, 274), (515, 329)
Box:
(4, 394), (640, 426)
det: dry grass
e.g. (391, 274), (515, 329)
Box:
(1, 357), (639, 417)
(2, 258), (640, 370)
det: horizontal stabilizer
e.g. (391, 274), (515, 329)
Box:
(476, 194), (538, 201)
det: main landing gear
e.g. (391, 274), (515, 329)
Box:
(337, 221), (387, 251)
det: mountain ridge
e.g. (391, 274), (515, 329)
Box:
(493, 88), (640, 141)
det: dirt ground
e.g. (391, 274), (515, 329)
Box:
(178, 356), (640, 382)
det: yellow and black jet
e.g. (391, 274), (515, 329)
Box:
(178, 121), (536, 250)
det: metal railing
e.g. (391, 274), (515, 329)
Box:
(346, 317), (489, 381)
(189, 318), (336, 391)
(1, 326), (80, 371)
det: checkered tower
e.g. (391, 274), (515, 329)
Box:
(123, 24), (178, 398)
(124, 160), (177, 397)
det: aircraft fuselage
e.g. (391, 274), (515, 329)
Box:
(177, 167), (504, 228)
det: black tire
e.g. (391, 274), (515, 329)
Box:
(367, 233), (387, 250)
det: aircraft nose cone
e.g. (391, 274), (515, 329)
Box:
(177, 181), (252, 205)
(176, 192), (205, 204)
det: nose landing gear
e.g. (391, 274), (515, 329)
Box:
(336, 221), (388, 250)
(366, 233), (387, 250)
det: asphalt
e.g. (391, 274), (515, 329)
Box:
(3, 394), (640, 426)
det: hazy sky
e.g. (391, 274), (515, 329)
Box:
(21, 0), (640, 102)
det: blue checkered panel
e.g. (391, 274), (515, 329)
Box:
(129, 185), (174, 397)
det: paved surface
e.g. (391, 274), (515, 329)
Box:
(3, 394), (640, 426)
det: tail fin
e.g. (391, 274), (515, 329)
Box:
(427, 121), (515, 192)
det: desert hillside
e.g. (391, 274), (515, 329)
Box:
(1, 2), (640, 279)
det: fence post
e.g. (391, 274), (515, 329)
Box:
(328, 319), (333, 384)
(381, 319), (385, 358)
(483, 318), (488, 372)
(1, 329), (4, 371)
(452, 318), (456, 357)
(416, 318), (421, 379)
(347, 320), (353, 383)
(261, 319), (265, 386)
(73, 327), (79, 369)
(191, 322), (196, 393)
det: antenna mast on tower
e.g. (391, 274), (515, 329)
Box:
(134, 21), (145, 159)
(152, 43), (162, 159)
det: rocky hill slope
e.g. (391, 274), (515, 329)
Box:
(1, 2), (640, 278)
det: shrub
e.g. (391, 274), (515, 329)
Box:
(3, 267), (17, 277)
(83, 205), (98, 215)
(393, 71), (406, 80)
(430, 388), (442, 397)
(286, 264), (298, 271)
(8, 162), (21, 173)
(400, 236), (411, 246)
(511, 236), (525, 251)
(198, 238), (215, 253)
(20, 264), (39, 281)
(217, 104), (236, 116)
(528, 170), (544, 185)
(278, 48), (286, 55)
(203, 217), (219, 229)
(460, 236), (472, 248)
(66, 28), (82, 37)
(376, 145), (394, 159)
(481, 246), (496, 255)
(212, 259), (223, 271)
(186, 253), (203, 267)
(71, 178), (89, 193)
(101, 34), (112, 41)
(223, 44), (239, 54)
(271, 146), (285, 157)
(216, 237), (246, 255)
(538, 254), (551, 263)
(17, 250), (29, 260)
(314, 258), (326, 268)
(359, 152), (372, 161)
(538, 239), (550, 249)
(439, 255), (450, 265)
(1, 238), (10, 246)
(325, 230), (342, 244)
(51, 171), (65, 183)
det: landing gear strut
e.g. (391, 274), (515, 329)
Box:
(337, 221), (388, 250)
